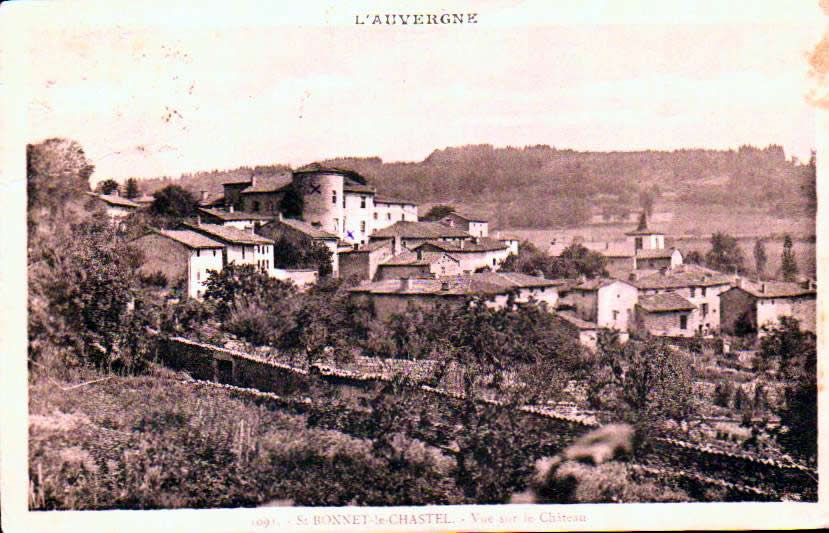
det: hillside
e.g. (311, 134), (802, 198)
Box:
(136, 144), (816, 229)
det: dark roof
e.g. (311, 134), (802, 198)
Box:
(442, 211), (488, 223)
(87, 192), (141, 209)
(462, 271), (562, 289)
(636, 247), (680, 259)
(347, 275), (508, 296)
(555, 311), (598, 330)
(340, 240), (392, 254)
(140, 229), (224, 249)
(733, 281), (817, 299)
(343, 177), (376, 194)
(570, 277), (632, 291)
(240, 173), (293, 194)
(293, 163), (370, 186)
(381, 251), (459, 266)
(370, 220), (471, 239)
(221, 170), (256, 186)
(374, 195), (418, 206)
(263, 217), (338, 240)
(197, 208), (275, 222)
(181, 222), (274, 245)
(624, 227), (665, 236)
(413, 237), (508, 253)
(634, 264), (733, 289)
(638, 292), (696, 312)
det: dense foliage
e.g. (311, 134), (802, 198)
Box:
(501, 241), (608, 279)
(272, 236), (333, 277)
(756, 317), (816, 462)
(96, 179), (120, 195)
(780, 234), (799, 281)
(125, 178), (140, 199)
(705, 232), (745, 274)
(151, 185), (197, 218)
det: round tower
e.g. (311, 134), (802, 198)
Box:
(292, 167), (345, 237)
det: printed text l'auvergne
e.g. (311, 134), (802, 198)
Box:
(355, 13), (478, 25)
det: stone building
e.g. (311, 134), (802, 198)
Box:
(720, 279), (817, 337)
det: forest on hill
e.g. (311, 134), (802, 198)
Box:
(137, 144), (816, 229)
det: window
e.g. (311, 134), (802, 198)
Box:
(360, 221), (366, 233)
(680, 314), (688, 329)
(402, 214), (406, 221)
(702, 303), (709, 316)
(360, 196), (366, 208)
(197, 271), (200, 281)
(635, 237), (643, 250)
(373, 212), (378, 220)
(387, 213), (391, 220)
(196, 249), (200, 257)
(253, 201), (260, 212)
(332, 191), (337, 205)
(613, 310), (619, 320)
(690, 287), (696, 297)
(333, 218), (338, 231)
(242, 247), (245, 260)
(492, 258), (496, 266)
(701, 287), (707, 296)
(213, 250), (216, 257)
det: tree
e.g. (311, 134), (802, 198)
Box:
(125, 178), (140, 199)
(151, 185), (197, 218)
(202, 263), (296, 320)
(422, 204), (455, 221)
(97, 179), (120, 195)
(548, 243), (608, 279)
(27, 138), (95, 231)
(705, 232), (745, 274)
(272, 236), (334, 277)
(278, 184), (305, 219)
(639, 190), (654, 218)
(684, 250), (705, 266)
(499, 241), (549, 277)
(756, 317), (816, 462)
(588, 336), (696, 437)
(713, 382), (733, 408)
(753, 239), (767, 280)
(780, 234), (799, 282)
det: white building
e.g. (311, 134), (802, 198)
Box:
(374, 195), (418, 231)
(86, 192), (141, 223)
(438, 212), (488, 237)
(559, 278), (639, 341)
(182, 221), (275, 275)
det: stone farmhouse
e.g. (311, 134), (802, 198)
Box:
(85, 192), (141, 223)
(348, 272), (560, 321)
(196, 207), (275, 231)
(438, 211), (489, 237)
(132, 228), (224, 299)
(720, 279), (817, 337)
(633, 292), (698, 338)
(375, 250), (462, 280)
(256, 215), (341, 276)
(556, 278), (639, 343)
(630, 263), (733, 336)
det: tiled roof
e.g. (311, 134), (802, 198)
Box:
(634, 264), (733, 289)
(734, 280), (817, 299)
(348, 275), (507, 296)
(570, 277), (630, 291)
(197, 208), (275, 222)
(443, 211), (488, 223)
(638, 292), (696, 312)
(340, 240), (392, 254)
(381, 250), (458, 266)
(148, 229), (225, 249)
(491, 231), (521, 241)
(343, 177), (376, 194)
(625, 227), (665, 236)
(293, 163), (371, 187)
(371, 220), (471, 239)
(374, 195), (418, 205)
(221, 170), (256, 185)
(555, 311), (598, 330)
(636, 247), (679, 259)
(265, 217), (338, 240)
(240, 173), (293, 193)
(465, 271), (562, 289)
(181, 222), (273, 245)
(413, 237), (508, 253)
(87, 192), (141, 209)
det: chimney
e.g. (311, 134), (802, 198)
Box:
(734, 275), (743, 289)
(196, 214), (201, 226)
(400, 277), (412, 291)
(112, 188), (120, 197)
(250, 175), (257, 187)
(459, 239), (465, 249)
(201, 190), (208, 202)
(229, 205), (235, 213)
(473, 237), (480, 245)
(760, 282), (766, 293)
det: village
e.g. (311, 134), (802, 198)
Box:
(89, 163), (816, 349)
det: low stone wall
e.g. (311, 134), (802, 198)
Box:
(158, 335), (816, 501)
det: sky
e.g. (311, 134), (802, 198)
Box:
(6, 0), (825, 182)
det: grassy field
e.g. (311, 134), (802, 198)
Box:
(505, 210), (816, 277)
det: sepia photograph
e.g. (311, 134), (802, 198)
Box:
(1, 0), (827, 531)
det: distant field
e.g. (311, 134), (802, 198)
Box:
(507, 223), (817, 278)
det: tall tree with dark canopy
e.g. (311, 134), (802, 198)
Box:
(422, 204), (455, 221)
(705, 232), (745, 274)
(125, 178), (140, 199)
(151, 185), (197, 218)
(96, 179), (120, 195)
(780, 234), (799, 281)
(548, 243), (608, 279)
(753, 238), (767, 280)
(27, 138), (95, 226)
(278, 184), (305, 219)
